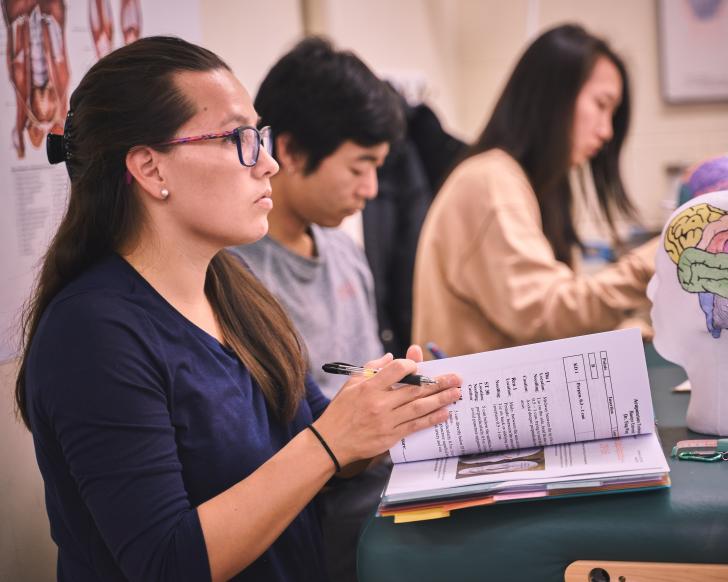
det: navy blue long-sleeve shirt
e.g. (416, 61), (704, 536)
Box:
(25, 253), (330, 581)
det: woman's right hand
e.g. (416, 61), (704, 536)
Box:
(312, 356), (461, 468)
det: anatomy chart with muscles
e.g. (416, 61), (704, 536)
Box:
(0, 0), (200, 362)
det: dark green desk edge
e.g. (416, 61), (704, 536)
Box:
(357, 343), (728, 582)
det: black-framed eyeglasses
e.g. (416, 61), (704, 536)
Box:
(153, 125), (272, 167)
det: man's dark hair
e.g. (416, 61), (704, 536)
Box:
(255, 36), (405, 174)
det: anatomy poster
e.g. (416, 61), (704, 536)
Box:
(0, 0), (200, 362)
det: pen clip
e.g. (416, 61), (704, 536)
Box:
(322, 362), (365, 373)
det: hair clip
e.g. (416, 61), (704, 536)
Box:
(46, 132), (66, 164)
(46, 110), (75, 178)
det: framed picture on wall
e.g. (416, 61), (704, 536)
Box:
(657, 0), (728, 103)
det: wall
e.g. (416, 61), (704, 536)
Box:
(303, 0), (462, 139)
(186, 0), (728, 231)
(0, 359), (56, 581)
(199, 0), (304, 95)
(303, 0), (728, 228)
(454, 0), (728, 228)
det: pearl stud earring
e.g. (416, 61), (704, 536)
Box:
(160, 188), (169, 199)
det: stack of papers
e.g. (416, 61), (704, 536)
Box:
(380, 329), (670, 522)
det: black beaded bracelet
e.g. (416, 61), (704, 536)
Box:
(307, 424), (341, 473)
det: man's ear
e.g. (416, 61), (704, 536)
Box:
(126, 146), (168, 201)
(275, 133), (306, 175)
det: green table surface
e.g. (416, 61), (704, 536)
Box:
(357, 343), (728, 582)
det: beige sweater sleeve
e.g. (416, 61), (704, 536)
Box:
(448, 155), (656, 345)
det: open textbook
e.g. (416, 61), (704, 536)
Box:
(381, 329), (670, 522)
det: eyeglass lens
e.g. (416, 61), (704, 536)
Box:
(237, 126), (272, 166)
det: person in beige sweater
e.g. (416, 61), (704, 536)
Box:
(413, 24), (658, 357)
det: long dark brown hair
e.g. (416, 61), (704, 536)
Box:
(16, 36), (307, 429)
(466, 24), (636, 264)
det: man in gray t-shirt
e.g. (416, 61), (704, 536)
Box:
(230, 37), (405, 401)
(231, 224), (381, 398)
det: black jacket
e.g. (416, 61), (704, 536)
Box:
(364, 102), (467, 356)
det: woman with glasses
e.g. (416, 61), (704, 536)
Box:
(15, 36), (461, 582)
(413, 24), (659, 358)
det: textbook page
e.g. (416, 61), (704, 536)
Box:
(384, 432), (668, 502)
(390, 329), (654, 463)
